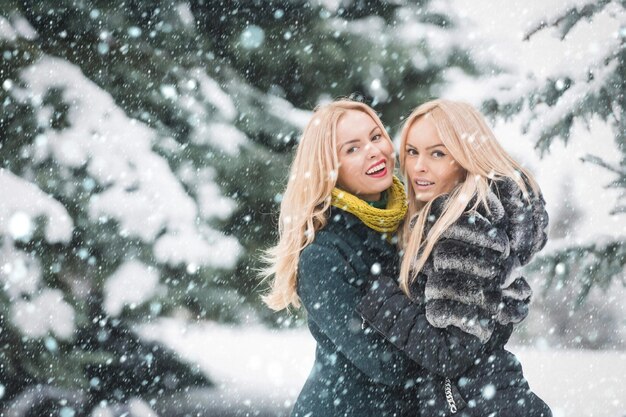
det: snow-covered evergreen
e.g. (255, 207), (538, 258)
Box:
(476, 0), (625, 302)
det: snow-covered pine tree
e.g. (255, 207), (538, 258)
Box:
(0, 1), (259, 413)
(481, 0), (625, 302)
(0, 8), (226, 416)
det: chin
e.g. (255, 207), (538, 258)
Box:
(358, 174), (393, 196)
(414, 193), (433, 203)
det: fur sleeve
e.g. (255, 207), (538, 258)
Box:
(424, 189), (534, 343)
(424, 204), (511, 343)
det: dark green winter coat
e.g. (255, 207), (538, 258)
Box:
(292, 207), (490, 417)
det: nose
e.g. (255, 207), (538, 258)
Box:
(412, 155), (427, 172)
(366, 142), (383, 159)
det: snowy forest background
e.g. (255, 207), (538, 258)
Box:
(0, 0), (624, 416)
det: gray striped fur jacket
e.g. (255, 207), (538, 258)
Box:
(416, 177), (549, 343)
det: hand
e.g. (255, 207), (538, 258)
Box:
(496, 274), (532, 324)
(494, 177), (549, 265)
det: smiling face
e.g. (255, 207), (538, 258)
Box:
(335, 109), (395, 201)
(404, 115), (466, 202)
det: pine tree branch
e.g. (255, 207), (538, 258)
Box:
(523, 0), (614, 41)
(532, 238), (626, 306)
(610, 205), (626, 214)
(580, 154), (622, 174)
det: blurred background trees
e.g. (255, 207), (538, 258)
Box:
(479, 0), (625, 349)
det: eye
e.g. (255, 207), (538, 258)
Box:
(346, 146), (358, 154)
(432, 150), (446, 158)
(406, 148), (417, 156)
(371, 134), (382, 142)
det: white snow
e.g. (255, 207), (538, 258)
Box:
(153, 226), (240, 270)
(265, 95), (311, 130)
(90, 404), (116, 417)
(126, 400), (158, 417)
(103, 260), (162, 317)
(0, 168), (74, 243)
(239, 25), (265, 50)
(174, 163), (236, 221)
(11, 289), (75, 340)
(7, 211), (34, 241)
(182, 68), (253, 156)
(189, 67), (238, 122)
(0, 169), (76, 339)
(0, 14), (36, 41)
(139, 319), (626, 417)
(509, 346), (626, 417)
(11, 14), (38, 40)
(15, 56), (241, 269)
(0, 15), (17, 41)
(90, 398), (158, 417)
(138, 319), (315, 411)
(0, 244), (41, 298)
(526, 61), (617, 137)
(175, 3), (195, 28)
(196, 182), (237, 221)
(522, 0), (617, 39)
(192, 122), (248, 155)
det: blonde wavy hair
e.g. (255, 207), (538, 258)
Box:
(262, 99), (394, 311)
(398, 99), (540, 295)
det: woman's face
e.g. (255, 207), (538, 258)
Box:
(404, 116), (466, 202)
(335, 110), (395, 201)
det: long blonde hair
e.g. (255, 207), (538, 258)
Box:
(262, 99), (393, 311)
(398, 99), (540, 295)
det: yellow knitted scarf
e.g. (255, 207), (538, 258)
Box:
(331, 176), (407, 233)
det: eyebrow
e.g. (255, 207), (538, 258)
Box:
(406, 143), (446, 150)
(339, 127), (382, 150)
(340, 139), (360, 150)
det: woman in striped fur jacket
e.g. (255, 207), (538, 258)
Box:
(356, 99), (553, 417)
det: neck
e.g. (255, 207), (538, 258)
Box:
(336, 186), (381, 202)
(360, 192), (382, 202)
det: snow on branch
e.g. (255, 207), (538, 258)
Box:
(523, 0), (613, 41)
(11, 288), (76, 339)
(0, 168), (73, 243)
(580, 154), (623, 175)
(0, 14), (37, 41)
(524, 58), (619, 151)
(15, 56), (241, 269)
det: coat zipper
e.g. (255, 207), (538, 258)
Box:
(444, 378), (458, 414)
